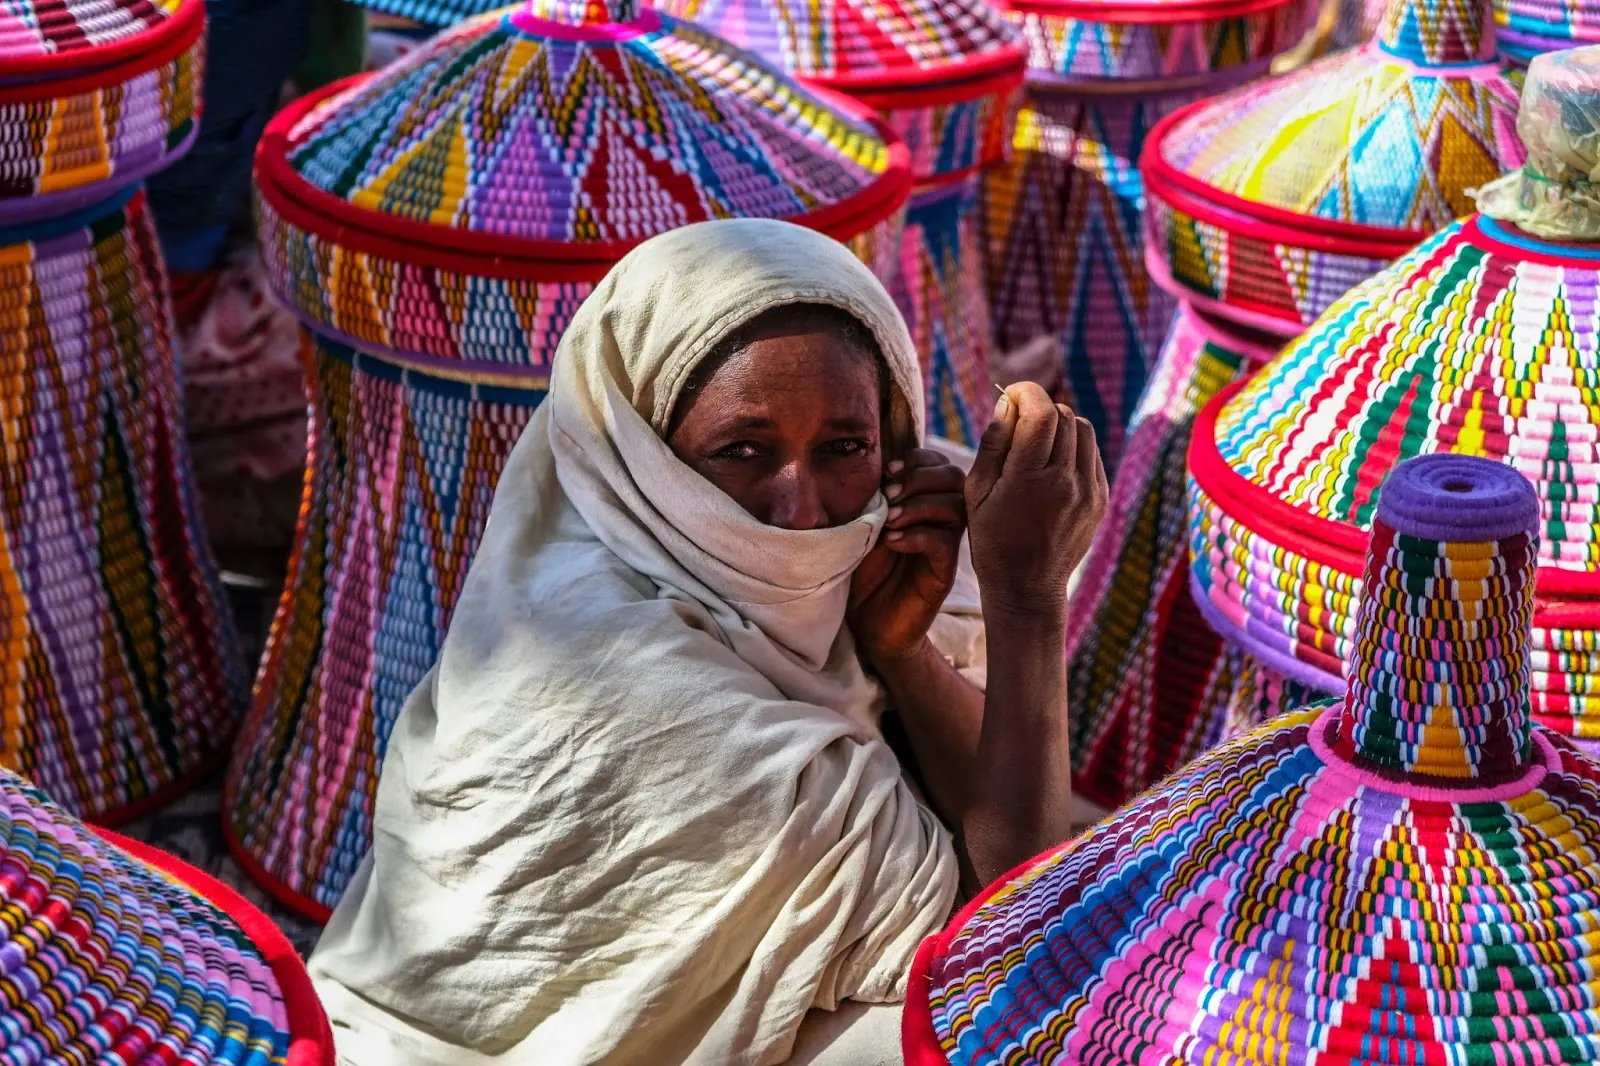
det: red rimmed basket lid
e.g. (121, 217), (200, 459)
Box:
(254, 0), (912, 296)
(648, 0), (1027, 98)
(1191, 209), (1600, 621)
(991, 0), (1315, 84)
(1142, 0), (1525, 317)
(0, 0), (200, 80)
(0, 767), (333, 1065)
(908, 454), (1600, 1066)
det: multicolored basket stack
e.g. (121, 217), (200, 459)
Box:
(236, 0), (912, 920)
(979, 0), (1314, 475)
(1496, 0), (1600, 63)
(907, 454), (1600, 1066)
(647, 0), (1027, 446)
(0, 0), (248, 823)
(1066, 0), (1530, 811)
(1190, 44), (1600, 749)
(0, 766), (333, 1064)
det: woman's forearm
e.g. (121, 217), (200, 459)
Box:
(866, 638), (984, 827)
(960, 604), (1072, 889)
(868, 606), (1073, 892)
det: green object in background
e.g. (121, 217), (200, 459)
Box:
(296, 0), (368, 93)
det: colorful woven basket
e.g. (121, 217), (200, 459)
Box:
(1067, 303), (1284, 807)
(981, 0), (1314, 474)
(650, 0), (1027, 447)
(907, 454), (1600, 1066)
(1060, 0), (1533, 811)
(1188, 46), (1600, 746)
(0, 187), (246, 823)
(0, 766), (333, 1064)
(1496, 0), (1600, 63)
(1144, 0), (1526, 340)
(0, 0), (204, 225)
(234, 0), (912, 921)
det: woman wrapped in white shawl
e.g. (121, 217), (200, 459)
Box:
(307, 219), (1108, 1065)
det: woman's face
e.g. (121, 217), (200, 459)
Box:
(668, 319), (884, 530)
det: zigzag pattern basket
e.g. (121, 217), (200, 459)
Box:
(1065, 304), (1283, 807)
(231, 0), (913, 920)
(0, 187), (246, 822)
(981, 0), (1315, 475)
(652, 0), (1027, 446)
(0, 0), (204, 225)
(1188, 213), (1600, 747)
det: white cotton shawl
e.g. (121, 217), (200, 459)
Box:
(307, 220), (963, 1066)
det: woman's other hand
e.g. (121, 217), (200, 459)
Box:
(967, 383), (1108, 621)
(848, 448), (966, 664)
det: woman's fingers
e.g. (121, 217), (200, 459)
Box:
(886, 460), (963, 503)
(882, 526), (960, 569)
(1004, 383), (1059, 472)
(887, 492), (965, 530)
(1049, 403), (1078, 472)
(1076, 417), (1106, 497)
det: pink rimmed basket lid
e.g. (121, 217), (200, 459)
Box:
(254, 0), (913, 346)
(0, 0), (204, 224)
(908, 454), (1600, 1066)
(1142, 0), (1526, 337)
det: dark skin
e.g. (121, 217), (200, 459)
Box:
(669, 315), (1108, 893)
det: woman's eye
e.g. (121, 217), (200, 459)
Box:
(825, 439), (871, 457)
(712, 442), (762, 461)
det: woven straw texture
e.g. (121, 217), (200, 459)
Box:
(908, 454), (1600, 1066)
(1005, 0), (1314, 84)
(0, 766), (331, 1064)
(640, 0), (1024, 87)
(235, 0), (910, 920)
(1, 0), (204, 225)
(981, 0), (1310, 472)
(1190, 212), (1600, 744)
(0, 188), (246, 823)
(982, 90), (1199, 475)
(885, 179), (997, 445)
(652, 0), (1026, 447)
(1496, 0), (1600, 63)
(1066, 304), (1283, 807)
(1144, 0), (1525, 336)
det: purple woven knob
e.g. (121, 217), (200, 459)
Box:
(1334, 453), (1541, 785)
(1375, 454), (1539, 544)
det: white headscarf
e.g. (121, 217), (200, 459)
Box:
(307, 220), (962, 1066)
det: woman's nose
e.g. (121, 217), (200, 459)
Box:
(767, 463), (830, 531)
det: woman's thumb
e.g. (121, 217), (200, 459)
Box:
(968, 388), (1018, 504)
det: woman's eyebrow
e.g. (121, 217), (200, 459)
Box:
(825, 416), (876, 432)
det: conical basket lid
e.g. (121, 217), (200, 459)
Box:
(0, 768), (333, 1063)
(995, 0), (1317, 85)
(256, 0), (911, 358)
(0, 0), (203, 222)
(1189, 43), (1600, 741)
(1144, 0), (1525, 334)
(909, 454), (1600, 1066)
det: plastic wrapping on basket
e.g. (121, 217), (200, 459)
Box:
(1477, 44), (1600, 238)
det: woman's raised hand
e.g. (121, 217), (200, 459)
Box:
(848, 448), (967, 664)
(966, 383), (1108, 620)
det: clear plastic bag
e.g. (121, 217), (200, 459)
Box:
(1475, 44), (1600, 239)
